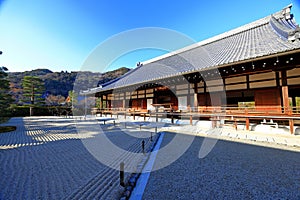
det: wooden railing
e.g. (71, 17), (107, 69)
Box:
(90, 106), (300, 134)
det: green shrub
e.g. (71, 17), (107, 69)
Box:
(9, 106), (30, 117)
(0, 126), (17, 133)
(9, 106), (72, 117)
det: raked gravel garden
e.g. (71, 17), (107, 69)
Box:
(0, 116), (299, 199)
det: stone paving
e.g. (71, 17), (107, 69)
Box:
(141, 132), (300, 199)
(160, 124), (300, 151)
(108, 114), (300, 149)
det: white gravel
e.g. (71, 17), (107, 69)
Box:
(1, 116), (299, 199)
(0, 117), (157, 199)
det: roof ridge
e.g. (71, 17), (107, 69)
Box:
(99, 63), (142, 88)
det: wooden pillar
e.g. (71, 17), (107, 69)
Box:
(123, 92), (126, 109)
(234, 119), (237, 130)
(289, 119), (294, 134)
(194, 82), (198, 109)
(282, 86), (289, 114)
(122, 99), (125, 110)
(275, 71), (280, 88)
(245, 118), (250, 131)
(155, 107), (158, 122)
(246, 74), (250, 90)
(100, 95), (103, 117)
(281, 70), (290, 114)
(204, 82), (207, 106)
(187, 83), (191, 107)
(281, 70), (287, 86)
(105, 94), (108, 109)
(245, 108), (249, 131)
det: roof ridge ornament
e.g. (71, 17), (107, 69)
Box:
(281, 4), (292, 20)
(136, 62), (143, 67)
(270, 4), (300, 42)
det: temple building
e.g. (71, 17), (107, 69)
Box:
(82, 5), (300, 133)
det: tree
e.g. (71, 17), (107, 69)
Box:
(66, 90), (82, 115)
(0, 67), (13, 118)
(46, 94), (66, 106)
(66, 90), (78, 106)
(22, 76), (45, 116)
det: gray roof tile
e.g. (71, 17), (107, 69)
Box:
(82, 4), (300, 95)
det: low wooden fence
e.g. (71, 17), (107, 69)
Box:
(91, 106), (300, 134)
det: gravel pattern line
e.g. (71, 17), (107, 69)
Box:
(0, 117), (158, 199)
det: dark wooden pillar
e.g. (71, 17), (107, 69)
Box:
(281, 70), (290, 113)
(246, 74), (250, 90)
(275, 71), (280, 87)
(204, 81), (207, 106)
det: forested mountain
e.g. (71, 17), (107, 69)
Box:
(8, 67), (130, 104)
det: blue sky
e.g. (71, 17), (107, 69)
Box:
(0, 0), (300, 72)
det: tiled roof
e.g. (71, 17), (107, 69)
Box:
(82, 4), (300, 95)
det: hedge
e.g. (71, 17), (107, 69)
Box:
(9, 106), (73, 117)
